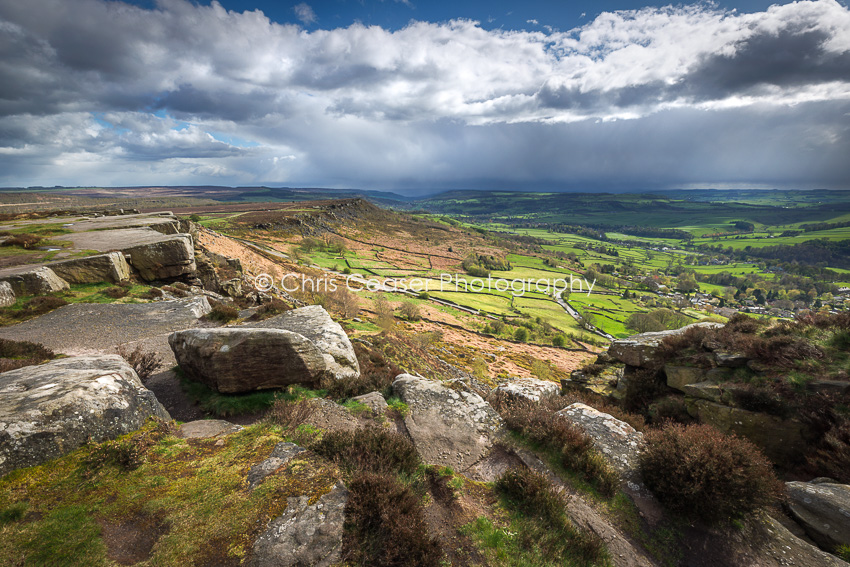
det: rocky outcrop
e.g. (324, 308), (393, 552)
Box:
(169, 328), (329, 393)
(786, 480), (850, 551)
(351, 391), (388, 415)
(685, 399), (810, 462)
(0, 281), (14, 307)
(664, 364), (707, 391)
(49, 252), (131, 284)
(392, 374), (503, 473)
(564, 363), (624, 398)
(608, 322), (723, 368)
(249, 305), (360, 381)
(124, 234), (196, 281)
(0, 355), (170, 478)
(494, 377), (560, 402)
(0, 266), (69, 296)
(250, 482), (348, 567)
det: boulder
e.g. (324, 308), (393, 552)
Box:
(556, 403), (644, 481)
(221, 278), (243, 297)
(250, 482), (347, 567)
(664, 364), (707, 392)
(786, 481), (850, 551)
(249, 305), (360, 381)
(566, 364), (625, 398)
(0, 266), (69, 296)
(193, 251), (220, 292)
(0, 281), (14, 307)
(392, 374), (503, 473)
(494, 377), (560, 402)
(48, 252), (131, 284)
(608, 322), (723, 368)
(557, 403), (662, 526)
(685, 399), (810, 462)
(713, 351), (750, 367)
(124, 234), (196, 281)
(169, 328), (328, 393)
(0, 355), (170, 478)
(351, 391), (388, 415)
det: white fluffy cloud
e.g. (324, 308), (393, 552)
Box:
(0, 0), (848, 189)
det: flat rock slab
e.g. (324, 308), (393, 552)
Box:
(393, 374), (503, 474)
(170, 328), (329, 393)
(250, 482), (348, 567)
(176, 419), (243, 439)
(62, 213), (179, 233)
(48, 252), (131, 284)
(64, 227), (180, 252)
(0, 298), (212, 357)
(786, 481), (850, 551)
(0, 355), (170, 478)
(247, 442), (306, 489)
(248, 305), (360, 381)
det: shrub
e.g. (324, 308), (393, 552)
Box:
(248, 297), (291, 321)
(724, 313), (768, 334)
(206, 302), (239, 323)
(310, 429), (419, 476)
(495, 468), (606, 565)
(514, 327), (528, 342)
(2, 234), (42, 249)
(729, 385), (791, 418)
(0, 337), (55, 372)
(490, 396), (619, 496)
(141, 287), (164, 299)
(744, 335), (822, 369)
(552, 334), (567, 347)
(623, 367), (668, 413)
(342, 472), (442, 567)
(398, 301), (421, 321)
(12, 296), (68, 319)
(117, 344), (162, 382)
(639, 423), (783, 524)
(103, 286), (128, 299)
(322, 343), (400, 399)
(265, 397), (316, 436)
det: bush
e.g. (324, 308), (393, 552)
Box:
(265, 397), (316, 436)
(12, 296), (68, 319)
(398, 301), (421, 321)
(248, 297), (291, 321)
(0, 338), (55, 373)
(514, 327), (528, 342)
(117, 344), (162, 382)
(623, 367), (668, 413)
(495, 468), (606, 565)
(2, 234), (42, 249)
(323, 343), (400, 399)
(648, 395), (694, 425)
(490, 396), (618, 496)
(310, 429), (420, 476)
(206, 302), (239, 323)
(552, 334), (567, 347)
(639, 423), (783, 524)
(729, 385), (791, 418)
(103, 286), (128, 299)
(342, 472), (442, 567)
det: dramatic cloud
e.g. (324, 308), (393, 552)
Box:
(0, 0), (849, 190)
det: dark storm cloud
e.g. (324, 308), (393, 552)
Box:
(0, 0), (848, 188)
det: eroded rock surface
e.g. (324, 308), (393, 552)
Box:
(250, 482), (348, 567)
(247, 442), (306, 489)
(351, 391), (388, 415)
(249, 305), (360, 381)
(169, 328), (328, 393)
(49, 252), (131, 284)
(124, 234), (196, 281)
(0, 281), (14, 307)
(393, 374), (503, 474)
(494, 377), (559, 402)
(786, 481), (850, 551)
(0, 355), (170, 477)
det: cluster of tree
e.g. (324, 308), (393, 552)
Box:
(735, 239), (850, 270)
(626, 308), (693, 333)
(731, 221), (755, 232)
(462, 253), (511, 277)
(799, 219), (850, 232)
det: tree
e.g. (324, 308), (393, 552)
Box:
(514, 327), (529, 342)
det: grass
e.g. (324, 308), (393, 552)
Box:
(0, 420), (340, 566)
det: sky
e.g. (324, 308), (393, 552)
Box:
(1, 0), (849, 194)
